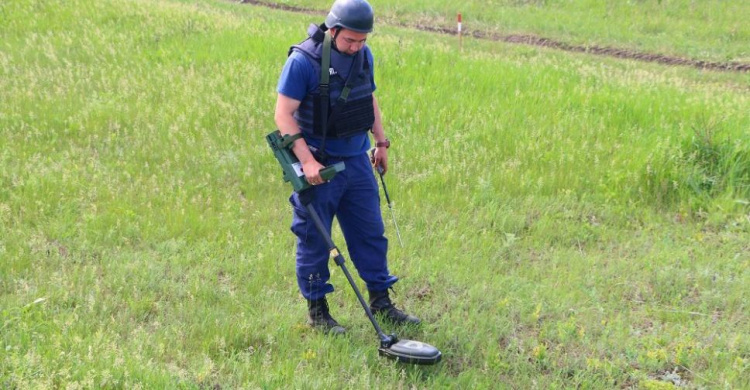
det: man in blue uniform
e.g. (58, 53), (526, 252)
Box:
(274, 0), (420, 334)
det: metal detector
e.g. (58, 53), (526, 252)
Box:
(370, 148), (404, 247)
(267, 130), (442, 365)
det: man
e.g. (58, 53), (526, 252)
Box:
(274, 0), (420, 334)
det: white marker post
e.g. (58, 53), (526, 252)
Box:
(457, 12), (463, 52)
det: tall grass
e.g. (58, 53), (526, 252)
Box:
(1, 0), (748, 388)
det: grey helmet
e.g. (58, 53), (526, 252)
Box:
(325, 0), (374, 33)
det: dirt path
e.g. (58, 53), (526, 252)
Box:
(240, 0), (749, 73)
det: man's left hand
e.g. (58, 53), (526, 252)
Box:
(370, 147), (388, 174)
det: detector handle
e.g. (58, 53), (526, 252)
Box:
(319, 162), (345, 181)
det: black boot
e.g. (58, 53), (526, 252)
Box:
(307, 297), (346, 335)
(368, 288), (421, 325)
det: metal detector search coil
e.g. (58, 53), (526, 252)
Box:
(380, 339), (442, 365)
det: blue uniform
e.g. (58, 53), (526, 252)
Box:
(277, 26), (398, 300)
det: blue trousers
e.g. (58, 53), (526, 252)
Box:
(289, 152), (398, 300)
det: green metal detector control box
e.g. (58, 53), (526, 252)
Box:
(266, 130), (345, 193)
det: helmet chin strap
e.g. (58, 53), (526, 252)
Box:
(330, 28), (341, 52)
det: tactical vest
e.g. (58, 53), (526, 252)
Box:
(289, 24), (375, 139)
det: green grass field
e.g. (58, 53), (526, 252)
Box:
(1, 0), (748, 388)
(261, 0), (750, 63)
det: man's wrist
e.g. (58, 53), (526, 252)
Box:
(375, 138), (390, 149)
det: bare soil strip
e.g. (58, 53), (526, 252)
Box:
(240, 0), (749, 73)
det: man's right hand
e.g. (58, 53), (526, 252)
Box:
(302, 159), (326, 186)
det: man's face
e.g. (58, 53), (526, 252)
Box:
(331, 28), (368, 56)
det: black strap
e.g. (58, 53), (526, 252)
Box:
(280, 133), (303, 149)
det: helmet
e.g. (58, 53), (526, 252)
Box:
(325, 0), (374, 33)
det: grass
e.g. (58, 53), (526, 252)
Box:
(263, 0), (750, 63)
(1, 0), (748, 388)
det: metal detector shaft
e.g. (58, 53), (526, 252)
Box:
(303, 202), (394, 345)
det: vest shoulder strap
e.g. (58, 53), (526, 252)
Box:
(318, 33), (332, 158)
(288, 24), (326, 58)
